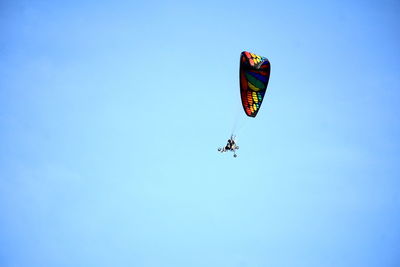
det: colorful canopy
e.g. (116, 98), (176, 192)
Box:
(240, 51), (271, 117)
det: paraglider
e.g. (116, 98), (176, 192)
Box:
(218, 51), (271, 157)
(218, 135), (239, 157)
(240, 51), (271, 117)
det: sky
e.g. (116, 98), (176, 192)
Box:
(0, 0), (400, 266)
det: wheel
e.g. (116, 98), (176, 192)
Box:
(233, 154), (237, 158)
(218, 148), (221, 152)
(236, 146), (239, 150)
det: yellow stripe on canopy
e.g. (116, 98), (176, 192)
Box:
(248, 82), (261, 92)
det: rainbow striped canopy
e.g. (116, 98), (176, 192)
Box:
(240, 51), (271, 117)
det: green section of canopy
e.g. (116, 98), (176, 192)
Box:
(245, 72), (265, 91)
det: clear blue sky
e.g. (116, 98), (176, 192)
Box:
(1, 1), (399, 266)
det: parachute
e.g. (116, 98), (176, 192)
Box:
(240, 51), (271, 117)
(218, 51), (271, 157)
